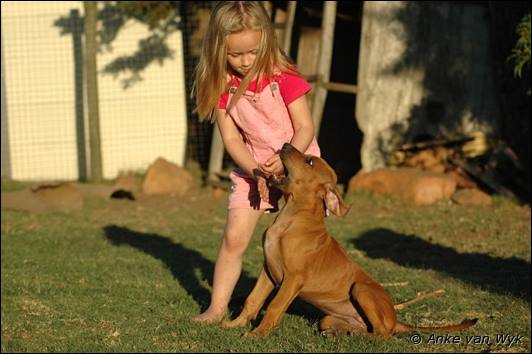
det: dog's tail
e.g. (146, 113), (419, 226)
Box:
(394, 318), (478, 334)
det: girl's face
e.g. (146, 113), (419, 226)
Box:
(226, 29), (261, 77)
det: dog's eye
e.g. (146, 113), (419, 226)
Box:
(306, 157), (314, 167)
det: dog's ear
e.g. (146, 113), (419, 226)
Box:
(323, 184), (350, 217)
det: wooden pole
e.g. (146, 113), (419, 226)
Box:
(311, 1), (336, 136)
(84, 1), (103, 182)
(207, 123), (224, 183)
(282, 1), (297, 55)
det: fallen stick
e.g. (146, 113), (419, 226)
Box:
(394, 289), (446, 310)
(382, 282), (409, 287)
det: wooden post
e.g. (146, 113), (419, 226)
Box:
(311, 1), (336, 136)
(84, 1), (103, 182)
(207, 123), (224, 183)
(1, 24), (11, 178)
(282, 1), (297, 55)
(70, 9), (87, 182)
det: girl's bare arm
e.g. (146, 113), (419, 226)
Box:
(215, 109), (259, 178)
(287, 95), (315, 152)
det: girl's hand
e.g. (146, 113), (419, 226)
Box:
(259, 154), (284, 177)
(257, 176), (269, 201)
(252, 168), (269, 201)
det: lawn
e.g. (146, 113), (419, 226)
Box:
(1, 182), (530, 352)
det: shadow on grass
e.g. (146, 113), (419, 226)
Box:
(352, 228), (531, 302)
(102, 225), (323, 327)
(103, 225), (254, 314)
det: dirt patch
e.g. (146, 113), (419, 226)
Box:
(2, 183), (83, 213)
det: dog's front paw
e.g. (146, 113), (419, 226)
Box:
(244, 327), (271, 337)
(220, 317), (247, 328)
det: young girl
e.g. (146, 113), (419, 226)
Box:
(191, 1), (320, 323)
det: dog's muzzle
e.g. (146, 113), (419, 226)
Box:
(267, 174), (287, 187)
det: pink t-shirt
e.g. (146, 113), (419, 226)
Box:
(218, 72), (311, 109)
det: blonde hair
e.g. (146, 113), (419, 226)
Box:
(192, 1), (298, 122)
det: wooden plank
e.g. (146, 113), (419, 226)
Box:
(297, 28), (322, 109)
(323, 81), (358, 95)
(306, 75), (358, 95)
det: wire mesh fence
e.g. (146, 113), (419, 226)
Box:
(1, 1), (196, 181)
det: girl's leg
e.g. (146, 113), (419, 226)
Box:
(192, 207), (264, 323)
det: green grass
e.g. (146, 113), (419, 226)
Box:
(1, 185), (530, 352)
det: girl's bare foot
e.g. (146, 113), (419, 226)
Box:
(192, 307), (228, 324)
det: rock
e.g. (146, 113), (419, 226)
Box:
(142, 157), (194, 196)
(348, 167), (456, 205)
(446, 169), (477, 189)
(451, 188), (492, 206)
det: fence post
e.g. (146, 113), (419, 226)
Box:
(84, 1), (102, 182)
(70, 9), (87, 182)
(1, 24), (11, 178)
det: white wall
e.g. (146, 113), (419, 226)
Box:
(1, 1), (187, 181)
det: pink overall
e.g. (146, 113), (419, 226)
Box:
(226, 77), (320, 211)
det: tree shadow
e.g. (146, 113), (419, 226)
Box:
(102, 224), (324, 326)
(54, 2), (181, 89)
(351, 228), (531, 302)
(102, 225), (255, 314)
(103, 225), (320, 323)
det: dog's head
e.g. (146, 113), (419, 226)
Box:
(269, 143), (350, 217)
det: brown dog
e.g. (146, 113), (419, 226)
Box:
(222, 143), (477, 337)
